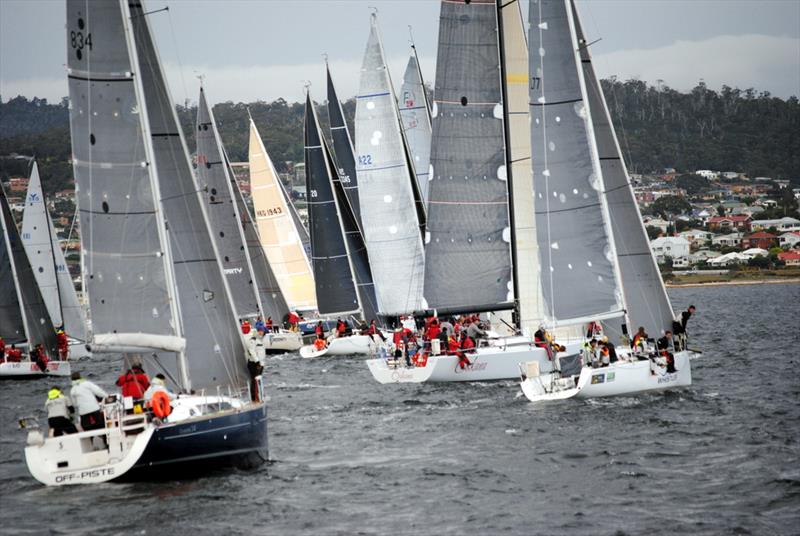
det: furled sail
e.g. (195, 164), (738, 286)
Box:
(21, 161), (88, 342)
(354, 14), (426, 315)
(398, 47), (432, 206)
(501, 0), (544, 332)
(249, 120), (317, 311)
(304, 93), (360, 316)
(570, 0), (674, 336)
(1, 186), (59, 355)
(529, 0), (624, 325)
(423, 0), (513, 312)
(326, 64), (362, 226)
(196, 87), (261, 320)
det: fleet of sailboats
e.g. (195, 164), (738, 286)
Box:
(12, 0), (698, 486)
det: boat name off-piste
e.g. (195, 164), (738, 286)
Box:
(54, 467), (114, 483)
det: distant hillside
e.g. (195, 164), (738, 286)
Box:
(1, 80), (798, 195)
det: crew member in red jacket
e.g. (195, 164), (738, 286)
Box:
(56, 329), (69, 360)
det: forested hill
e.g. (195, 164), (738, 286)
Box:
(1, 80), (798, 194)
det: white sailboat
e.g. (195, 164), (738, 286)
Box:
(519, 0), (693, 402)
(20, 161), (90, 359)
(24, 0), (267, 485)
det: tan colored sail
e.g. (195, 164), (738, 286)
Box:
(248, 121), (317, 311)
(503, 0), (544, 334)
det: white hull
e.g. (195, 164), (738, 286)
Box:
(261, 331), (303, 353)
(520, 351), (692, 402)
(366, 341), (583, 383)
(0, 360), (71, 378)
(299, 334), (384, 358)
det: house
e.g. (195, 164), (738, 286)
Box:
(678, 229), (712, 248)
(722, 172), (741, 180)
(778, 251), (800, 266)
(689, 250), (721, 264)
(8, 177), (29, 192)
(741, 231), (778, 250)
(643, 217), (671, 233)
(650, 236), (690, 263)
(706, 215), (751, 232)
(741, 248), (769, 258)
(672, 257), (690, 268)
(775, 179), (791, 189)
(779, 232), (800, 249)
(708, 252), (747, 266)
(731, 205), (764, 217)
(711, 233), (743, 248)
(695, 170), (719, 180)
(751, 217), (800, 233)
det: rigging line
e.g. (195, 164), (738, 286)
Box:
(165, 4), (190, 111)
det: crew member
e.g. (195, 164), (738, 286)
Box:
(44, 386), (77, 437)
(600, 336), (618, 363)
(56, 329), (69, 360)
(336, 318), (347, 338)
(657, 331), (677, 373)
(457, 332), (474, 369)
(69, 371), (108, 433)
(241, 319), (251, 335)
(116, 362), (149, 400)
(315, 321), (325, 340)
(631, 327), (649, 351)
(287, 311), (300, 332)
(265, 317), (273, 333)
(0, 336), (5, 360)
(31, 343), (49, 373)
(254, 316), (266, 333)
(5, 344), (22, 362)
(143, 374), (175, 402)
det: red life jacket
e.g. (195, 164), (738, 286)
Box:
(461, 337), (475, 351)
(288, 312), (300, 324)
(117, 372), (145, 399)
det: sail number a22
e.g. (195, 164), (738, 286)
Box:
(357, 155), (373, 166)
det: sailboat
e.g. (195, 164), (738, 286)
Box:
(397, 40), (432, 206)
(24, 0), (267, 485)
(366, 0), (582, 384)
(0, 184), (69, 378)
(196, 87), (301, 353)
(519, 0), (692, 402)
(21, 161), (90, 360)
(298, 91), (385, 358)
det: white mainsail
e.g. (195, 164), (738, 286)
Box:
(249, 120), (317, 312)
(20, 161), (88, 344)
(398, 47), (432, 207)
(354, 14), (426, 315)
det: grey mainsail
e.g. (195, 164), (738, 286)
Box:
(1, 185), (59, 356)
(571, 0), (674, 336)
(528, 0), (624, 326)
(0, 188), (26, 343)
(326, 64), (362, 226)
(196, 87), (261, 320)
(423, 0), (513, 312)
(398, 47), (432, 206)
(21, 161), (88, 342)
(354, 13), (426, 315)
(304, 93), (360, 316)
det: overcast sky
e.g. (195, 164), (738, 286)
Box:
(1, 0), (798, 106)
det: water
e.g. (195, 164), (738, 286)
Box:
(1, 283), (798, 535)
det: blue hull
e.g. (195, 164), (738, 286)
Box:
(124, 402), (268, 480)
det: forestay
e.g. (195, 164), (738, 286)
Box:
(249, 120), (317, 311)
(398, 49), (432, 206)
(529, 0), (624, 325)
(196, 87), (261, 320)
(21, 161), (88, 342)
(326, 65), (362, 226)
(354, 14), (425, 315)
(570, 1), (674, 337)
(304, 93), (360, 316)
(424, 0), (512, 311)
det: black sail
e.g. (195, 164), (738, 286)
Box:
(0, 186), (58, 355)
(326, 65), (362, 226)
(304, 94), (360, 316)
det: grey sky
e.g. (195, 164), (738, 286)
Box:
(1, 0), (798, 105)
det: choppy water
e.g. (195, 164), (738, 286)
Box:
(1, 283), (799, 535)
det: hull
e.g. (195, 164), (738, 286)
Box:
(366, 341), (583, 384)
(0, 360), (71, 379)
(261, 331), (303, 354)
(299, 334), (382, 358)
(520, 351), (692, 402)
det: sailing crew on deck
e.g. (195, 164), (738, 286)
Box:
(5, 344), (22, 362)
(286, 311), (300, 332)
(631, 327), (649, 352)
(467, 320), (487, 342)
(0, 336), (4, 361)
(265, 316), (274, 333)
(56, 329), (69, 360)
(69, 371), (108, 433)
(335, 318), (347, 338)
(657, 331), (677, 373)
(241, 319), (251, 335)
(673, 305), (696, 351)
(45, 386), (77, 437)
(116, 362), (150, 401)
(143, 374), (175, 402)
(254, 316), (266, 333)
(315, 321), (325, 340)
(31, 343), (49, 373)
(600, 336), (618, 363)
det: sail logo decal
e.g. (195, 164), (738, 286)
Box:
(591, 374), (605, 384)
(223, 267), (243, 275)
(28, 193), (40, 203)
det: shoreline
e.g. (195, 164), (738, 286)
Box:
(666, 278), (800, 288)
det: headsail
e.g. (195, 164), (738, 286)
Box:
(423, 0), (513, 312)
(21, 161), (88, 342)
(570, 0), (674, 336)
(196, 87), (261, 320)
(326, 64), (362, 226)
(249, 120), (317, 311)
(398, 47), (432, 206)
(304, 92), (360, 316)
(0, 185), (59, 356)
(529, 0), (624, 326)
(354, 14), (426, 315)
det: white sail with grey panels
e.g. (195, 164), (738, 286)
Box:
(354, 14), (425, 315)
(196, 87), (262, 320)
(501, 0), (544, 332)
(128, 1), (249, 392)
(66, 0), (184, 384)
(21, 161), (88, 343)
(570, 1), (674, 337)
(249, 120), (317, 311)
(528, 0), (624, 326)
(424, 0), (512, 312)
(398, 49), (432, 206)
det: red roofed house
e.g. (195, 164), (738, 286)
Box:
(778, 251), (800, 266)
(707, 215), (751, 232)
(741, 231), (778, 250)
